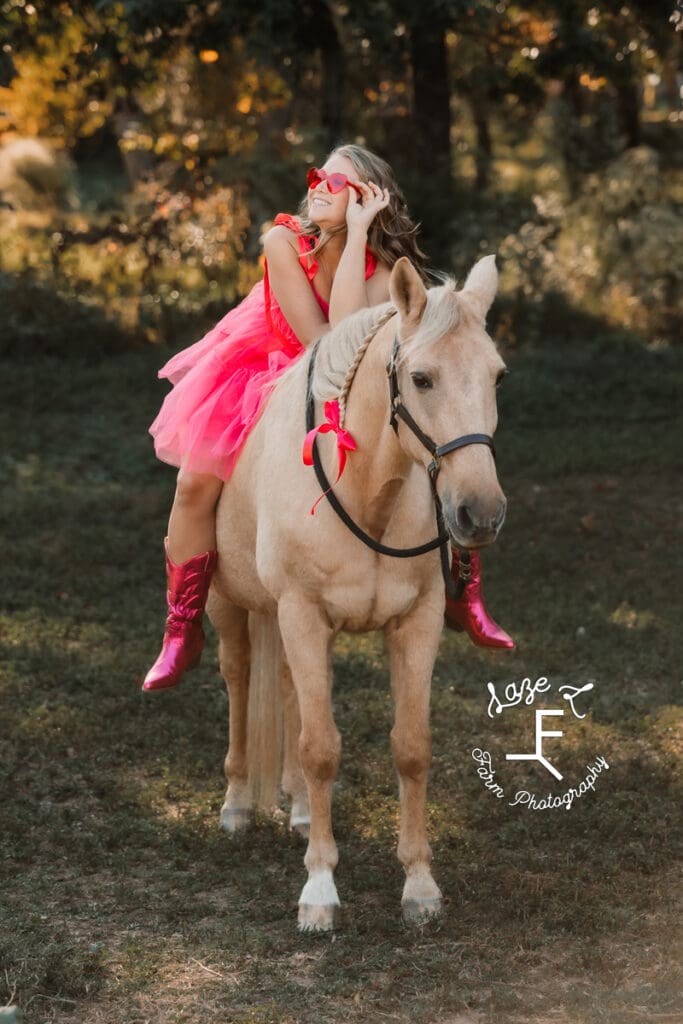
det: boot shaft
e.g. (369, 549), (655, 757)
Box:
(164, 540), (218, 622)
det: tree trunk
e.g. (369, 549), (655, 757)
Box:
(616, 80), (640, 148)
(410, 15), (452, 189)
(467, 94), (492, 191)
(320, 12), (344, 149)
(564, 67), (584, 120)
(0, 50), (16, 88)
(661, 55), (680, 111)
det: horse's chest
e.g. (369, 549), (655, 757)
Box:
(320, 556), (424, 631)
(258, 485), (439, 629)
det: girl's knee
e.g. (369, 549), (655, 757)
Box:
(175, 469), (222, 509)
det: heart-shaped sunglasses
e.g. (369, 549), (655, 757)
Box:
(307, 167), (363, 197)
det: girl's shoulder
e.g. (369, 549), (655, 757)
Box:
(265, 214), (318, 279)
(263, 215), (302, 257)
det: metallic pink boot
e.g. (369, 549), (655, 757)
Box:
(142, 539), (218, 692)
(445, 549), (515, 649)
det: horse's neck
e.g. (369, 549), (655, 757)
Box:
(341, 328), (415, 536)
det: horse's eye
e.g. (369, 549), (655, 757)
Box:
(411, 372), (433, 391)
(496, 369), (509, 389)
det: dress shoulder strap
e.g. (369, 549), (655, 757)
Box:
(273, 212), (301, 233)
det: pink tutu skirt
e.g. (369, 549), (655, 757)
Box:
(149, 278), (305, 480)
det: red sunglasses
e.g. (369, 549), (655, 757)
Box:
(307, 167), (363, 196)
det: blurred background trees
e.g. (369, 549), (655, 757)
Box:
(0, 0), (680, 355)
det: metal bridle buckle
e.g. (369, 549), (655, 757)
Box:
(427, 455), (441, 481)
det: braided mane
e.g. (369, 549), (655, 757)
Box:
(312, 279), (461, 423)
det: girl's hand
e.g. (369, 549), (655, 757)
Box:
(345, 179), (390, 235)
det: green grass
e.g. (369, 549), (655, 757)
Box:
(1, 333), (681, 1023)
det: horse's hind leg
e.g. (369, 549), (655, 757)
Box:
(385, 604), (444, 924)
(280, 656), (310, 838)
(207, 594), (252, 832)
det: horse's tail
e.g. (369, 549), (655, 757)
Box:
(247, 612), (283, 811)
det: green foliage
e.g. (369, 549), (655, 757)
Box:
(536, 0), (676, 89)
(497, 146), (682, 347)
(0, 12), (111, 147)
(544, 91), (624, 183)
(0, 1), (680, 353)
(533, 0), (680, 172)
(0, 170), (258, 354)
(0, 139), (74, 210)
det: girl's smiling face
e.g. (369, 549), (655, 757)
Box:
(307, 154), (361, 228)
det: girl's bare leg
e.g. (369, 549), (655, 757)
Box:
(167, 469), (224, 562)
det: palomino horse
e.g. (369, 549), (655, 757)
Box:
(206, 256), (507, 931)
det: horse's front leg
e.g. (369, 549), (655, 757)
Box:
(385, 600), (444, 924)
(278, 594), (340, 931)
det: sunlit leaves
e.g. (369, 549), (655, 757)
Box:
(0, 17), (113, 146)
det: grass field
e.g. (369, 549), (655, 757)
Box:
(1, 329), (682, 1024)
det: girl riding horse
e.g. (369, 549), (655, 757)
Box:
(143, 144), (513, 693)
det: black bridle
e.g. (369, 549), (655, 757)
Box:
(305, 333), (496, 599)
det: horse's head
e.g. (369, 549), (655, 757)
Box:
(389, 256), (507, 549)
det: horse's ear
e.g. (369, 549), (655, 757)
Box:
(463, 255), (498, 319)
(389, 257), (427, 329)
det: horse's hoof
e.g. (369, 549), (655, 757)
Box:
(401, 896), (443, 925)
(219, 806), (252, 833)
(298, 870), (340, 931)
(298, 902), (340, 932)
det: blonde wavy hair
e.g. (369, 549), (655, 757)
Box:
(297, 143), (429, 282)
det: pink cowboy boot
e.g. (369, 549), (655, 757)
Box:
(142, 539), (218, 692)
(445, 549), (515, 650)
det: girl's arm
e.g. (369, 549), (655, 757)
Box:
(263, 225), (328, 347)
(328, 230), (392, 327)
(328, 182), (392, 326)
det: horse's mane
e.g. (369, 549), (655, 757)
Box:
(312, 302), (392, 402)
(312, 278), (460, 404)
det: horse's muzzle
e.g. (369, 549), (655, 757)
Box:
(443, 495), (507, 548)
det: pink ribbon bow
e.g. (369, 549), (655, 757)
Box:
(302, 399), (357, 515)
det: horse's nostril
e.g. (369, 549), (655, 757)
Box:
(493, 500), (507, 531)
(457, 505), (474, 533)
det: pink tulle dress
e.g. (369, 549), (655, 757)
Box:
(148, 210), (378, 479)
(149, 213), (377, 481)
